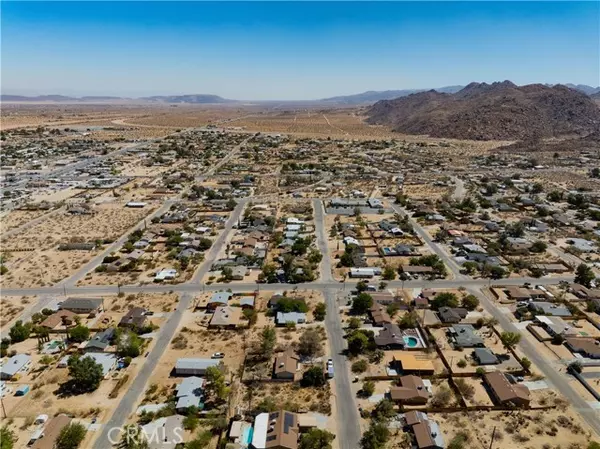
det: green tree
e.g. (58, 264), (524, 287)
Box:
(588, 442), (600, 449)
(120, 425), (149, 449)
(398, 311), (419, 329)
(347, 317), (362, 329)
(67, 355), (104, 393)
(185, 431), (213, 449)
(301, 366), (326, 387)
(520, 357), (532, 371)
(313, 302), (326, 321)
(430, 292), (459, 310)
(530, 241), (547, 253)
(500, 331), (521, 352)
(347, 331), (369, 356)
(299, 429), (335, 449)
(183, 413), (199, 431)
(260, 326), (277, 358)
(351, 360), (368, 373)
(205, 366), (229, 401)
(69, 324), (90, 343)
(461, 294), (479, 311)
(351, 293), (373, 315)
(0, 426), (15, 449)
(360, 422), (389, 449)
(297, 328), (323, 358)
(575, 263), (596, 288)
(382, 265), (396, 281)
(372, 399), (396, 421)
(56, 423), (87, 449)
(9, 320), (31, 343)
(361, 380), (375, 397)
(117, 329), (142, 358)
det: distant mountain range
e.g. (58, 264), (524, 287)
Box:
(0, 94), (234, 104)
(2, 83), (599, 105)
(366, 81), (600, 141)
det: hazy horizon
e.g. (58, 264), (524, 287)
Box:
(2, 1), (599, 100)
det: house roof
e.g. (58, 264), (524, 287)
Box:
(60, 297), (103, 311)
(484, 372), (530, 404)
(1, 354), (31, 377)
(276, 312), (306, 325)
(119, 307), (147, 328)
(266, 411), (299, 449)
(176, 376), (205, 398)
(210, 306), (242, 327)
(374, 323), (404, 347)
(438, 307), (468, 323)
(141, 415), (185, 449)
(450, 324), (484, 347)
(40, 310), (77, 329)
(175, 358), (220, 372)
(389, 375), (429, 402)
(274, 350), (299, 376)
(473, 348), (499, 365)
(528, 301), (571, 317)
(392, 353), (434, 372)
(369, 303), (392, 325)
(565, 337), (600, 357)
(31, 415), (72, 449)
(208, 292), (233, 305)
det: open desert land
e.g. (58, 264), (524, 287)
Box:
(0, 202), (157, 287)
(431, 405), (596, 449)
(0, 209), (56, 232)
(0, 295), (35, 328)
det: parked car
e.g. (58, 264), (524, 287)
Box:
(212, 352), (225, 359)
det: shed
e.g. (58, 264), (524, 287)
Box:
(15, 384), (30, 396)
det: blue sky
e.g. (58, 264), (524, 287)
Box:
(1, 1), (598, 100)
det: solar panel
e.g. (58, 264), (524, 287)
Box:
(283, 412), (294, 433)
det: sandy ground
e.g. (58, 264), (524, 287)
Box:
(0, 295), (35, 328)
(0, 210), (54, 232)
(0, 203), (156, 287)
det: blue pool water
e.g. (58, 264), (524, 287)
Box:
(403, 336), (419, 348)
(242, 426), (253, 446)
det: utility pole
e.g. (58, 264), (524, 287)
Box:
(0, 397), (6, 418)
(489, 426), (497, 449)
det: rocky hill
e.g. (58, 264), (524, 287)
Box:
(366, 81), (600, 140)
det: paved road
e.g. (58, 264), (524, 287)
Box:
(0, 275), (574, 298)
(191, 199), (248, 283)
(389, 202), (467, 278)
(91, 293), (193, 449)
(470, 287), (600, 436)
(397, 206), (600, 435)
(323, 288), (362, 449)
(60, 200), (176, 287)
(313, 198), (333, 282)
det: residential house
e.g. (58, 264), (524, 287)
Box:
(448, 324), (484, 348)
(403, 411), (445, 449)
(528, 301), (571, 317)
(0, 354), (32, 380)
(273, 350), (299, 380)
(39, 310), (77, 330)
(437, 307), (468, 324)
(472, 348), (500, 365)
(391, 353), (435, 375)
(389, 375), (430, 405)
(59, 353), (116, 377)
(119, 307), (148, 329)
(565, 337), (600, 359)
(175, 377), (204, 412)
(31, 415), (72, 449)
(207, 292), (232, 310)
(374, 323), (406, 349)
(59, 297), (103, 315)
(231, 265), (248, 280)
(175, 358), (221, 376)
(276, 312), (306, 326)
(84, 328), (115, 352)
(209, 306), (242, 329)
(141, 415), (185, 449)
(369, 303), (392, 326)
(534, 316), (576, 338)
(483, 372), (530, 407)
(251, 410), (299, 449)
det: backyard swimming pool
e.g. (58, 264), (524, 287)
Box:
(403, 336), (419, 348)
(241, 425), (253, 447)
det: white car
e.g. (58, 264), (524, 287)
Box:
(211, 352), (225, 359)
